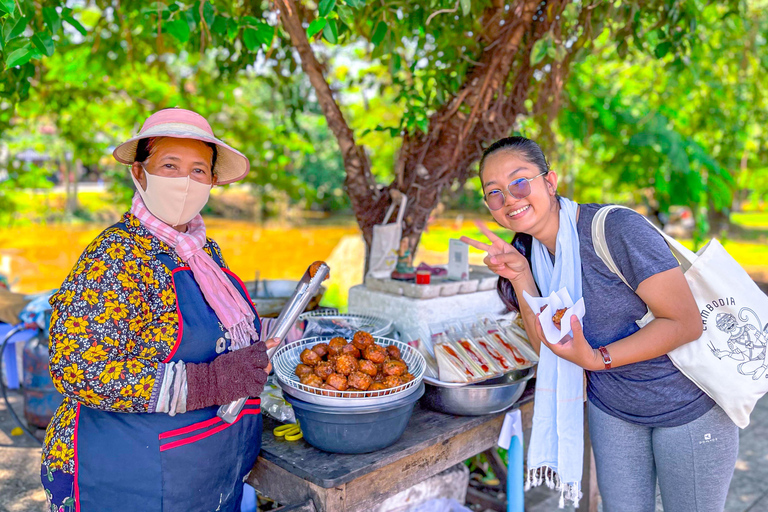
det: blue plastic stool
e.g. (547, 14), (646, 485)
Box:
(507, 434), (524, 512)
(240, 482), (257, 512)
(0, 323), (36, 389)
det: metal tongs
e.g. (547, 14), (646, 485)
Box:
(217, 262), (330, 423)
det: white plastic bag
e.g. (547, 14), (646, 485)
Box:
(367, 194), (408, 278)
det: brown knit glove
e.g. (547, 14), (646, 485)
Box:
(186, 341), (269, 411)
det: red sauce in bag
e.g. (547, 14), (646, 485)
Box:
(478, 339), (512, 371)
(492, 332), (528, 366)
(458, 340), (490, 373)
(443, 345), (475, 377)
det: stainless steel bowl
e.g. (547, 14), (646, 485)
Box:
(422, 367), (535, 416)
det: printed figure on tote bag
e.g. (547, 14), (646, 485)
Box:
(710, 309), (768, 380)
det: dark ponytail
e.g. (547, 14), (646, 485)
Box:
(480, 136), (550, 312)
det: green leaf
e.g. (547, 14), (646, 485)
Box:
(42, 7), (61, 33)
(654, 41), (671, 58)
(392, 53), (401, 73)
(371, 21), (387, 46)
(459, 0), (471, 16)
(32, 32), (55, 57)
(64, 16), (87, 36)
(211, 15), (228, 35)
(202, 1), (215, 27)
(242, 26), (271, 51)
(226, 18), (239, 41)
(530, 37), (549, 65)
(165, 18), (190, 43)
(319, 0), (336, 17)
(240, 15), (261, 27)
(323, 19), (338, 44)
(5, 45), (32, 68)
(5, 17), (27, 43)
(345, 0), (365, 7)
(0, 0), (13, 15)
(617, 39), (628, 58)
(554, 45), (566, 62)
(255, 22), (274, 46)
(306, 17), (327, 39)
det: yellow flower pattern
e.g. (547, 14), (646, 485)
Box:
(43, 212), (230, 476)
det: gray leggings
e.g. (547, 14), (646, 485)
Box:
(588, 402), (738, 512)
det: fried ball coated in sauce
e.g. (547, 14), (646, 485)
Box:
(368, 382), (387, 392)
(358, 359), (378, 377)
(386, 345), (402, 360)
(300, 348), (321, 366)
(352, 331), (375, 350)
(401, 373), (415, 383)
(382, 359), (407, 377)
(335, 354), (359, 376)
(314, 361), (334, 380)
(309, 260), (326, 279)
(363, 344), (387, 364)
(312, 343), (329, 358)
(382, 375), (403, 388)
(341, 343), (361, 358)
(321, 383), (341, 397)
(295, 364), (314, 379)
(328, 337), (347, 356)
(327, 373), (348, 391)
(373, 371), (385, 383)
(552, 308), (567, 329)
(348, 372), (373, 391)
(300, 373), (324, 388)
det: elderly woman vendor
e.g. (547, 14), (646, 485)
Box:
(41, 108), (276, 512)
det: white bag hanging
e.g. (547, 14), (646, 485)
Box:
(592, 205), (768, 428)
(367, 194), (408, 279)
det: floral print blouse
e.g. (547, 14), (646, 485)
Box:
(42, 212), (226, 474)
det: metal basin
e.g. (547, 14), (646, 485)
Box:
(422, 367), (535, 416)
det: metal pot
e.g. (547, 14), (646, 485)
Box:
(422, 367), (535, 416)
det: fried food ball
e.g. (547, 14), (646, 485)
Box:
(295, 364), (314, 379)
(314, 361), (334, 380)
(352, 331), (375, 350)
(373, 371), (385, 383)
(341, 343), (361, 358)
(335, 354), (359, 376)
(401, 372), (415, 384)
(309, 260), (326, 279)
(328, 337), (347, 356)
(358, 359), (378, 377)
(386, 345), (402, 360)
(300, 348), (321, 366)
(383, 359), (408, 377)
(368, 382), (387, 392)
(363, 344), (387, 364)
(348, 372), (373, 391)
(300, 373), (324, 388)
(321, 383), (341, 397)
(312, 343), (329, 358)
(327, 373), (348, 391)
(382, 375), (403, 389)
(552, 308), (567, 329)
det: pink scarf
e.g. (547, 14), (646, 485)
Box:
(130, 194), (258, 349)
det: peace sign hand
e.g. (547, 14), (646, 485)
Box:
(460, 221), (530, 283)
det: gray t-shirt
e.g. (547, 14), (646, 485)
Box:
(577, 204), (714, 427)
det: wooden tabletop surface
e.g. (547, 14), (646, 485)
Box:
(259, 381), (535, 488)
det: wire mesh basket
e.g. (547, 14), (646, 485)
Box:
(274, 336), (425, 407)
(297, 311), (394, 337)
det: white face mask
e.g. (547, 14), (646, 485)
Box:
(131, 167), (212, 227)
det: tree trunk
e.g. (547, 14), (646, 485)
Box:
(279, 0), (589, 254)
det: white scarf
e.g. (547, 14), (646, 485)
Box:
(525, 197), (584, 508)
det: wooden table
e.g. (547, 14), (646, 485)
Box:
(247, 382), (597, 512)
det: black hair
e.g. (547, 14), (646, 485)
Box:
(479, 136), (553, 312)
(134, 137), (218, 176)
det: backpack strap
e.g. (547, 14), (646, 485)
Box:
(591, 205), (633, 289)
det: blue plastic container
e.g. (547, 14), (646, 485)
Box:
(284, 383), (425, 454)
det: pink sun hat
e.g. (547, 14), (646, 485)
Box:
(113, 108), (250, 185)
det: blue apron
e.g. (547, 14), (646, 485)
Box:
(74, 230), (263, 512)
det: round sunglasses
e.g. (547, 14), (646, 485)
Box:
(483, 171), (547, 211)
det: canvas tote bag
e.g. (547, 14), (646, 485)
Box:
(367, 194), (408, 279)
(592, 205), (768, 428)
